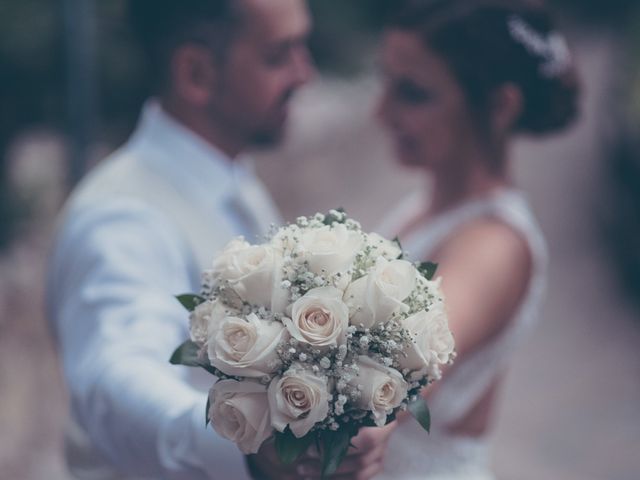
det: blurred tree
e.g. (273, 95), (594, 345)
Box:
(551, 0), (640, 24)
(306, 0), (397, 73)
(1, 0), (640, 264)
(602, 133), (640, 307)
(0, 0), (64, 249)
(0, 0), (146, 250)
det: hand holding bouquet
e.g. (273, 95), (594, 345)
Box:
(171, 210), (455, 476)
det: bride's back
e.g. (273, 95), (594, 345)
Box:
(375, 0), (579, 477)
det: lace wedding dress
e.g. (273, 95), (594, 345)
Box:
(376, 188), (548, 480)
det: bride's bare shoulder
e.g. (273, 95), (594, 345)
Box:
(437, 217), (532, 276)
(432, 218), (533, 356)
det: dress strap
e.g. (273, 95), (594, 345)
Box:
(398, 188), (548, 427)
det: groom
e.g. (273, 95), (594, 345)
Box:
(48, 0), (392, 479)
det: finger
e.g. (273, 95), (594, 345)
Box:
(350, 429), (381, 452)
(250, 464), (300, 480)
(306, 442), (386, 477)
(351, 423), (396, 451)
(355, 460), (385, 480)
(327, 450), (383, 476)
(296, 441), (387, 477)
(299, 444), (321, 460)
(296, 453), (375, 478)
(330, 460), (384, 480)
(349, 430), (373, 451)
(250, 451), (319, 480)
(350, 443), (387, 463)
(274, 465), (321, 480)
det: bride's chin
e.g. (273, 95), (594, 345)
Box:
(396, 151), (429, 170)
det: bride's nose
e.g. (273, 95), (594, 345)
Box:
(376, 86), (401, 132)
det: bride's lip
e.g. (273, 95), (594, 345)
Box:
(394, 135), (417, 153)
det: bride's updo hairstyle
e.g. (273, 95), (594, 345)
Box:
(386, 0), (580, 135)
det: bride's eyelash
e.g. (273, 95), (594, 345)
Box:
(394, 80), (433, 105)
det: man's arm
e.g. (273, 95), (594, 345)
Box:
(48, 200), (250, 479)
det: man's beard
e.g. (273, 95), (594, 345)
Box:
(248, 127), (285, 149)
(248, 90), (294, 149)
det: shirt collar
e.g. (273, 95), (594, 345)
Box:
(128, 100), (282, 238)
(131, 99), (242, 204)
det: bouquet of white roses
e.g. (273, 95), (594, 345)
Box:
(170, 210), (455, 476)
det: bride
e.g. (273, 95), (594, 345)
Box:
(371, 1), (580, 478)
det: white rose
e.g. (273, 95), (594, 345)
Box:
(284, 287), (349, 349)
(331, 271), (353, 292)
(209, 380), (273, 454)
(208, 313), (288, 377)
(221, 237), (251, 253)
(399, 305), (455, 380)
(268, 367), (330, 438)
(189, 299), (237, 346)
(366, 232), (403, 260)
(350, 356), (408, 427)
(297, 224), (363, 276)
(270, 224), (301, 253)
(344, 257), (417, 329)
(213, 241), (282, 309)
(269, 262), (290, 315)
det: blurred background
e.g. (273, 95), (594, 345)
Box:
(1, 1), (639, 479)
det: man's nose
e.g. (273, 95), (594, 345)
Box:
(376, 87), (392, 125)
(291, 46), (316, 86)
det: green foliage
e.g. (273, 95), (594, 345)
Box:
(205, 395), (211, 427)
(169, 340), (217, 376)
(408, 397), (431, 434)
(322, 207), (346, 226)
(274, 429), (317, 465)
(320, 428), (353, 478)
(176, 294), (205, 312)
(169, 340), (201, 367)
(274, 425), (360, 477)
(550, 0), (640, 24)
(418, 262), (438, 281)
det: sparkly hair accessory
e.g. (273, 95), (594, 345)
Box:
(507, 15), (572, 78)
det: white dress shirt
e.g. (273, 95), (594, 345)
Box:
(47, 101), (282, 479)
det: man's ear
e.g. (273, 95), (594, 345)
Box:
(491, 83), (524, 135)
(170, 44), (219, 106)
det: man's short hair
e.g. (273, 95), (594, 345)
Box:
(129, 0), (241, 91)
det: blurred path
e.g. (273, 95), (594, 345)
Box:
(1, 31), (638, 479)
(494, 33), (640, 480)
(257, 31), (640, 480)
(0, 133), (69, 480)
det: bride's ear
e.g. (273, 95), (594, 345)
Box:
(490, 83), (524, 136)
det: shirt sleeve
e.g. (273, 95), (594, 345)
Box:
(47, 199), (251, 480)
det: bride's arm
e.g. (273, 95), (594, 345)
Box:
(433, 219), (533, 361)
(394, 218), (533, 434)
(397, 218), (533, 414)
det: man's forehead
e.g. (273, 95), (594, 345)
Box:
(237, 0), (311, 44)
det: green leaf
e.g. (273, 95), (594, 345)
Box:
(205, 395), (211, 427)
(322, 207), (346, 226)
(275, 429), (316, 465)
(321, 429), (352, 478)
(169, 340), (217, 375)
(176, 294), (205, 312)
(200, 363), (218, 376)
(393, 236), (404, 259)
(408, 397), (431, 433)
(418, 262), (438, 281)
(170, 340), (201, 366)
